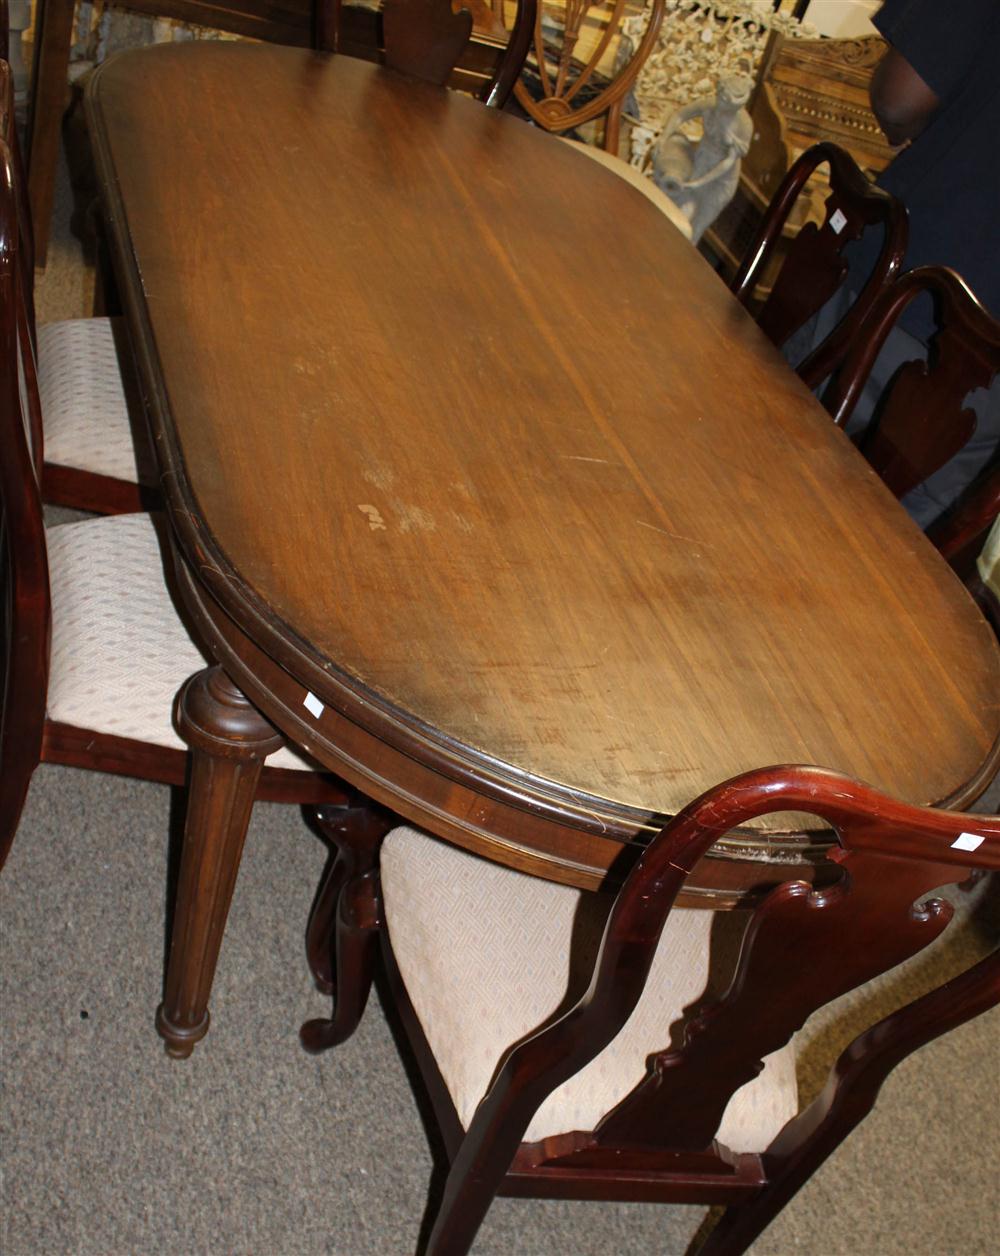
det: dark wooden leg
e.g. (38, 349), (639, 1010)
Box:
(26, 0), (76, 268)
(299, 802), (392, 1052)
(155, 665), (283, 1059)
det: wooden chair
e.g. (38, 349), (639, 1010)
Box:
(315, 0), (536, 107)
(824, 265), (1000, 565)
(511, 0), (665, 156)
(0, 53), (153, 514)
(503, 0), (691, 240)
(703, 33), (897, 290)
(299, 764), (1000, 1255)
(0, 136), (350, 876)
(731, 141), (907, 389)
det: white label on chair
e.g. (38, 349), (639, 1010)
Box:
(303, 691), (324, 720)
(830, 209), (848, 234)
(951, 832), (986, 852)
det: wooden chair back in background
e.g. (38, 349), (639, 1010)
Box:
(511, 0), (665, 154)
(316, 0), (536, 106)
(731, 141), (907, 389)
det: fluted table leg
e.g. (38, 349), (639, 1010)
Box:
(156, 665), (284, 1058)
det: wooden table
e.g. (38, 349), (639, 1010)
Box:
(86, 41), (1000, 1058)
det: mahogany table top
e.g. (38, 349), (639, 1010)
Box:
(87, 41), (999, 885)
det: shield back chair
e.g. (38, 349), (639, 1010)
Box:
(731, 141), (907, 389)
(507, 0), (693, 240)
(301, 764), (1000, 1256)
(0, 137), (350, 883)
(511, 0), (664, 155)
(0, 54), (154, 515)
(315, 0), (536, 108)
(823, 265), (1000, 564)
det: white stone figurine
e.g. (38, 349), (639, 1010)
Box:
(649, 73), (754, 244)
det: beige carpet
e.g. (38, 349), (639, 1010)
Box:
(1, 136), (998, 1256)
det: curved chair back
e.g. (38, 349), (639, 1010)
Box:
(825, 266), (1000, 546)
(512, 0), (665, 153)
(303, 760), (1000, 1255)
(315, 0), (537, 107)
(731, 141), (907, 388)
(0, 136), (50, 869)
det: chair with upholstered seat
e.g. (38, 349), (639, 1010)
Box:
(301, 764), (1000, 1255)
(732, 141), (907, 389)
(0, 137), (349, 877)
(0, 56), (153, 514)
(969, 515), (1000, 635)
(823, 265), (1000, 558)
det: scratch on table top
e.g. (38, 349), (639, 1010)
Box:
(636, 519), (709, 547)
(560, 455), (615, 465)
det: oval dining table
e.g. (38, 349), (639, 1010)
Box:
(85, 40), (1000, 1058)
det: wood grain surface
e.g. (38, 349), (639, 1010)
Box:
(87, 42), (999, 847)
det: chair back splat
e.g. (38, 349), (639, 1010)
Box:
(824, 266), (1000, 564)
(305, 764), (1000, 1255)
(315, 0), (537, 107)
(731, 141), (907, 389)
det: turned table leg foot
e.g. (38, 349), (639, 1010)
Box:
(157, 665), (284, 1058)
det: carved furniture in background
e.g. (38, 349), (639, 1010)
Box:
(302, 768), (1000, 1255)
(731, 140), (907, 389)
(704, 33), (896, 291)
(86, 41), (999, 1060)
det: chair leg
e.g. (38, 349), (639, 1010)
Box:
(0, 752), (39, 874)
(0, 685), (45, 874)
(299, 802), (392, 1052)
(694, 1186), (792, 1256)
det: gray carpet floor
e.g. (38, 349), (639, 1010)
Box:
(1, 138), (998, 1256)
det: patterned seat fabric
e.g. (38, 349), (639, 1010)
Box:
(46, 512), (322, 773)
(380, 825), (798, 1152)
(978, 517), (1000, 597)
(37, 318), (145, 483)
(558, 138), (694, 241)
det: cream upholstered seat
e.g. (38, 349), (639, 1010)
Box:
(46, 511), (320, 773)
(978, 516), (1000, 598)
(380, 823), (798, 1152)
(37, 318), (145, 484)
(558, 138), (694, 241)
